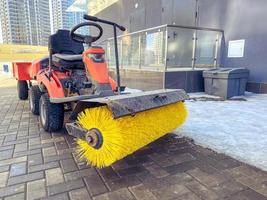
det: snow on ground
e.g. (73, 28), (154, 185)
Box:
(175, 92), (267, 172)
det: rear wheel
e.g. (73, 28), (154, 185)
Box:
(17, 80), (28, 100)
(29, 85), (42, 115)
(39, 93), (64, 132)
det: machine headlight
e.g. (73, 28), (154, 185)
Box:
(88, 53), (105, 63)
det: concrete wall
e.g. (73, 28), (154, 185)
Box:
(97, 0), (267, 92)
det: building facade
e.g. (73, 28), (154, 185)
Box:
(0, 0), (51, 46)
(79, 0), (267, 93)
(51, 0), (87, 33)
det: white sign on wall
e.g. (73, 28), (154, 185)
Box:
(228, 39), (245, 58)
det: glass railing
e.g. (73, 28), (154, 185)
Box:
(99, 24), (223, 71)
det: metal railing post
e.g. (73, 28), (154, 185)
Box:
(120, 39), (123, 69)
(163, 26), (168, 89)
(138, 34), (142, 69)
(214, 33), (219, 68)
(192, 31), (197, 70)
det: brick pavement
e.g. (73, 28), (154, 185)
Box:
(0, 77), (267, 200)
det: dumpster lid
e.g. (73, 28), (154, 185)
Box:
(204, 68), (249, 74)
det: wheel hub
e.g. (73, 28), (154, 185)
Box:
(85, 128), (103, 149)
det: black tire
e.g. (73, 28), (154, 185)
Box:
(17, 80), (28, 100)
(29, 85), (42, 115)
(39, 93), (64, 132)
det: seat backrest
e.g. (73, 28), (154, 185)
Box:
(49, 30), (84, 55)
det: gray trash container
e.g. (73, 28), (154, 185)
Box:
(203, 68), (249, 99)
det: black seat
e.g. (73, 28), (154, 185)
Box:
(49, 30), (84, 69)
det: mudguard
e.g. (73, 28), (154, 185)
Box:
(36, 70), (65, 98)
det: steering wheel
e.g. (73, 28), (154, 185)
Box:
(70, 22), (103, 44)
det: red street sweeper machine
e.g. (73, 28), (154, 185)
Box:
(12, 15), (188, 168)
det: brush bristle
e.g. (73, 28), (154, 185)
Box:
(76, 102), (187, 168)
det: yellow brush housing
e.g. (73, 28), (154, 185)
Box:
(76, 101), (187, 168)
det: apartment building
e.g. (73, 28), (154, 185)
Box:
(0, 0), (51, 45)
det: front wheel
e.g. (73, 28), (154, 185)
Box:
(39, 93), (64, 132)
(17, 80), (28, 100)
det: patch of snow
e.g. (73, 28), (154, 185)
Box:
(123, 87), (143, 93)
(175, 92), (267, 171)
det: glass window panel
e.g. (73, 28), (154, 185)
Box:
(195, 30), (220, 68)
(166, 27), (194, 69)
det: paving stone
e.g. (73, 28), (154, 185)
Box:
(124, 155), (151, 166)
(0, 172), (8, 188)
(41, 137), (65, 144)
(185, 180), (219, 200)
(116, 166), (146, 177)
(55, 140), (68, 150)
(10, 162), (26, 177)
(226, 188), (267, 200)
(144, 163), (169, 178)
(97, 167), (119, 181)
(47, 178), (85, 196)
(84, 171), (108, 196)
(57, 148), (75, 155)
(192, 160), (219, 174)
(28, 153), (43, 166)
(129, 184), (157, 200)
(207, 158), (241, 171)
(111, 159), (131, 171)
(13, 148), (41, 157)
(45, 167), (64, 186)
(170, 153), (196, 165)
(0, 184), (25, 198)
(14, 143), (27, 153)
(137, 172), (169, 190)
(69, 188), (91, 200)
(42, 146), (57, 157)
(151, 183), (190, 200)
(41, 193), (69, 200)
(3, 139), (28, 146)
(27, 179), (46, 200)
(29, 137), (41, 146)
(187, 168), (228, 188)
(0, 150), (13, 161)
(0, 156), (27, 167)
(212, 180), (248, 198)
(29, 142), (54, 150)
(3, 135), (17, 143)
(93, 188), (135, 200)
(60, 158), (78, 173)
(64, 168), (95, 182)
(4, 193), (25, 200)
(149, 153), (175, 167)
(164, 160), (196, 175)
(28, 161), (59, 173)
(236, 176), (267, 197)
(176, 192), (201, 200)
(163, 172), (194, 185)
(105, 175), (141, 191)
(0, 166), (9, 173)
(0, 145), (14, 152)
(44, 153), (73, 163)
(40, 132), (52, 140)
(8, 171), (44, 186)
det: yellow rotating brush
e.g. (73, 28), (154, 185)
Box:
(76, 101), (187, 168)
